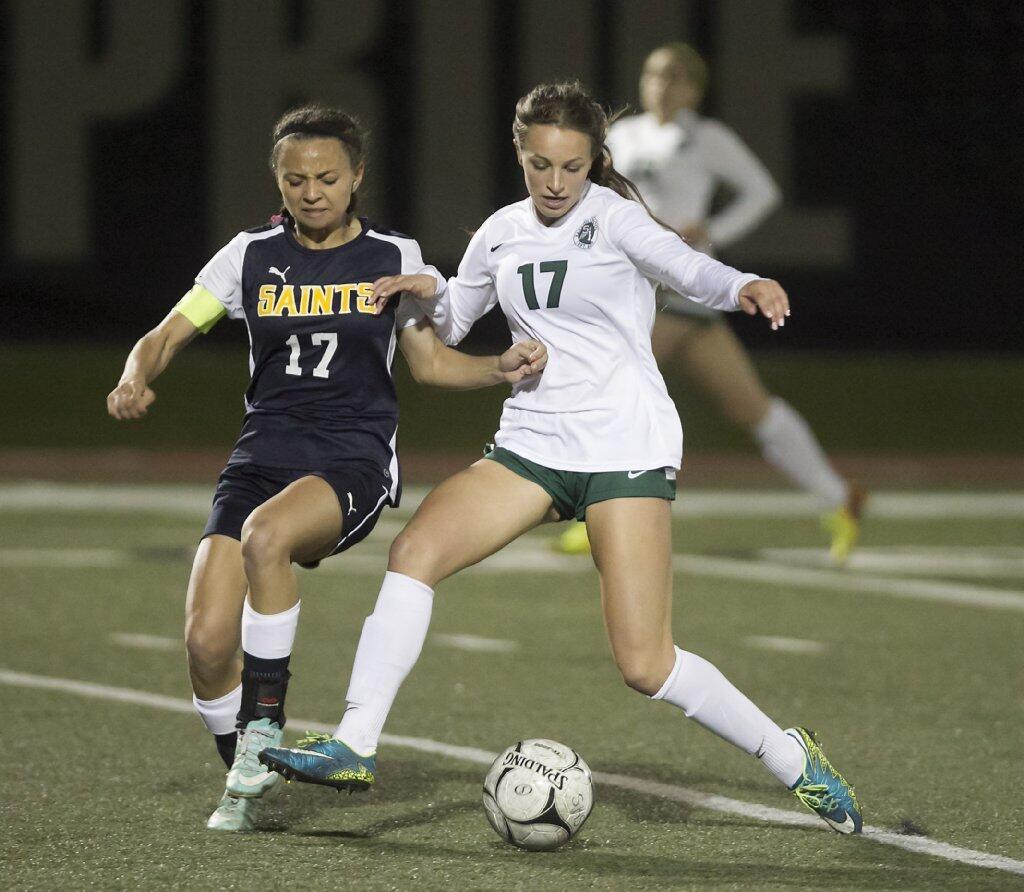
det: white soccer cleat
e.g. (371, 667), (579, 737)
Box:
(225, 718), (284, 798)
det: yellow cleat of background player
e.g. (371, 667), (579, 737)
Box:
(822, 484), (867, 566)
(553, 521), (591, 555)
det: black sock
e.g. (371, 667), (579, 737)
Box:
(237, 653), (291, 730)
(214, 731), (237, 769)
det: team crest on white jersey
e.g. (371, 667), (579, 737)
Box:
(573, 217), (598, 249)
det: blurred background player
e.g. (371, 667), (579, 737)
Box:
(556, 42), (864, 563)
(107, 105), (546, 832)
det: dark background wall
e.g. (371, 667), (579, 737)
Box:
(2, 0), (1021, 352)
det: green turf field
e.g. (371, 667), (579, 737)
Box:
(2, 483), (1023, 888)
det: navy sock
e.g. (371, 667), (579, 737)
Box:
(237, 653), (291, 730)
(215, 731), (237, 769)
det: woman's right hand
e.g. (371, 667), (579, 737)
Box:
(107, 378), (156, 420)
(369, 273), (439, 311)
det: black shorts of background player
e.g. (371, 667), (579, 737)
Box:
(106, 104), (547, 831)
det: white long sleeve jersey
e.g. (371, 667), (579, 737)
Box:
(428, 183), (760, 472)
(607, 110), (781, 249)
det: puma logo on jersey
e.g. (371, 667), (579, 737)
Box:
(269, 265), (290, 283)
(346, 492), (357, 515)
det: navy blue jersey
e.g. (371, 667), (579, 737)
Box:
(191, 218), (432, 501)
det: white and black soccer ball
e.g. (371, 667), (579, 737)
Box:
(482, 738), (594, 851)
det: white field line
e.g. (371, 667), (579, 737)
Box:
(5, 545), (1024, 614)
(3, 482), (1024, 519)
(675, 491), (1024, 519)
(676, 555), (1024, 613)
(107, 631), (512, 656)
(431, 633), (519, 653)
(110, 633), (180, 652)
(743, 636), (827, 655)
(759, 547), (1024, 578)
(1, 668), (1022, 878)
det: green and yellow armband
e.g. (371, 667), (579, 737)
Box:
(174, 284), (228, 334)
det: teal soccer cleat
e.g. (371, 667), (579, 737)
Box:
(225, 718), (284, 798)
(786, 727), (863, 834)
(259, 733), (376, 793)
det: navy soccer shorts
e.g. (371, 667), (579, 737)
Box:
(202, 461), (393, 564)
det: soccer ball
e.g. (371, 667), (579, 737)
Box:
(482, 738), (594, 851)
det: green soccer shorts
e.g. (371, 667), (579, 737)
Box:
(484, 446), (677, 521)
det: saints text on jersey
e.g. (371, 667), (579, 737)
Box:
(257, 282), (377, 317)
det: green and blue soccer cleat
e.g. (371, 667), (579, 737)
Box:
(225, 717), (284, 798)
(259, 733), (376, 792)
(206, 791), (262, 832)
(786, 726), (863, 834)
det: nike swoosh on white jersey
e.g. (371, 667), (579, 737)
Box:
(627, 470), (647, 479)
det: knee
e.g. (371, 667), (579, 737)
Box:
(616, 652), (672, 697)
(240, 512), (289, 568)
(388, 527), (443, 584)
(184, 614), (238, 676)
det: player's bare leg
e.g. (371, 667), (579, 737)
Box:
(185, 535), (248, 699)
(390, 459), (557, 586)
(241, 475), (343, 615)
(220, 477), (343, 812)
(586, 495), (861, 831)
(185, 534), (248, 772)
(183, 535), (267, 830)
(659, 317), (862, 563)
(259, 460), (557, 788)
(587, 494), (801, 760)
(660, 316), (771, 429)
(585, 497), (676, 694)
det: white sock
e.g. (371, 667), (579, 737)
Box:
(335, 571), (434, 755)
(753, 397), (847, 509)
(193, 684), (242, 735)
(241, 598), (301, 659)
(653, 646), (805, 787)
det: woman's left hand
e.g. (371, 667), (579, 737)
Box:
(500, 340), (548, 383)
(738, 279), (790, 331)
(369, 274), (439, 312)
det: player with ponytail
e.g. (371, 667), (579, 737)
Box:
(263, 83), (862, 837)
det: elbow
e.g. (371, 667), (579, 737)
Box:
(435, 328), (460, 348)
(407, 361), (435, 386)
(433, 320), (466, 348)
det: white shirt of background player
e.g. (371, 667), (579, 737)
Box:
(607, 47), (780, 253)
